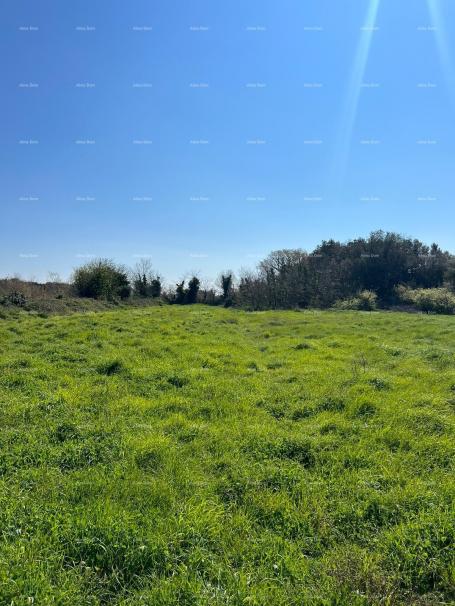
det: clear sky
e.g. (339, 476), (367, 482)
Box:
(1, 0), (455, 284)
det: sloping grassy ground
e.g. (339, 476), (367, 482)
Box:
(0, 296), (164, 318)
(0, 306), (453, 605)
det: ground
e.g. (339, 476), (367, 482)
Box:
(0, 306), (453, 605)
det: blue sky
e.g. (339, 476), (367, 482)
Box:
(1, 0), (455, 283)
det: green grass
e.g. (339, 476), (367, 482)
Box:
(0, 295), (164, 318)
(0, 306), (454, 605)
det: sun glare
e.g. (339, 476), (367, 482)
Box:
(330, 0), (381, 197)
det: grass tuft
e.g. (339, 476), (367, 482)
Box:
(0, 305), (453, 605)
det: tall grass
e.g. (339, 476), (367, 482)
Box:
(0, 306), (453, 604)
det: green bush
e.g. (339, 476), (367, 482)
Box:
(186, 276), (200, 304)
(335, 290), (378, 311)
(72, 259), (131, 300)
(398, 287), (455, 314)
(0, 291), (27, 307)
(170, 277), (200, 304)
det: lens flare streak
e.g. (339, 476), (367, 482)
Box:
(331, 0), (381, 196)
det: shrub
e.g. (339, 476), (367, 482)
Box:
(0, 291), (27, 307)
(186, 277), (200, 304)
(133, 273), (148, 297)
(72, 259), (131, 300)
(335, 290), (378, 311)
(170, 278), (200, 304)
(174, 281), (186, 304)
(397, 287), (455, 315)
(219, 272), (234, 306)
(133, 275), (162, 298)
(131, 259), (162, 298)
(150, 277), (162, 298)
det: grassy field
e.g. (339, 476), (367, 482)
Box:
(0, 306), (454, 605)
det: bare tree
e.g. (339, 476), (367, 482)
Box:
(131, 258), (161, 297)
(47, 271), (62, 284)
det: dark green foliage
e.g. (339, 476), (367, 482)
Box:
(220, 272), (234, 306)
(150, 277), (162, 298)
(134, 273), (148, 297)
(171, 277), (200, 304)
(4, 231), (454, 315)
(72, 259), (131, 300)
(237, 231), (453, 310)
(186, 277), (200, 304)
(131, 260), (162, 298)
(174, 280), (186, 304)
(0, 291), (28, 307)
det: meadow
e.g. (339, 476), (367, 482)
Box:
(0, 306), (453, 605)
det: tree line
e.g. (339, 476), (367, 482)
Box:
(71, 257), (213, 305)
(3, 231), (452, 314)
(235, 231), (455, 310)
(66, 231), (455, 313)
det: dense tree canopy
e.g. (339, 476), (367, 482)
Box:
(237, 231), (453, 309)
